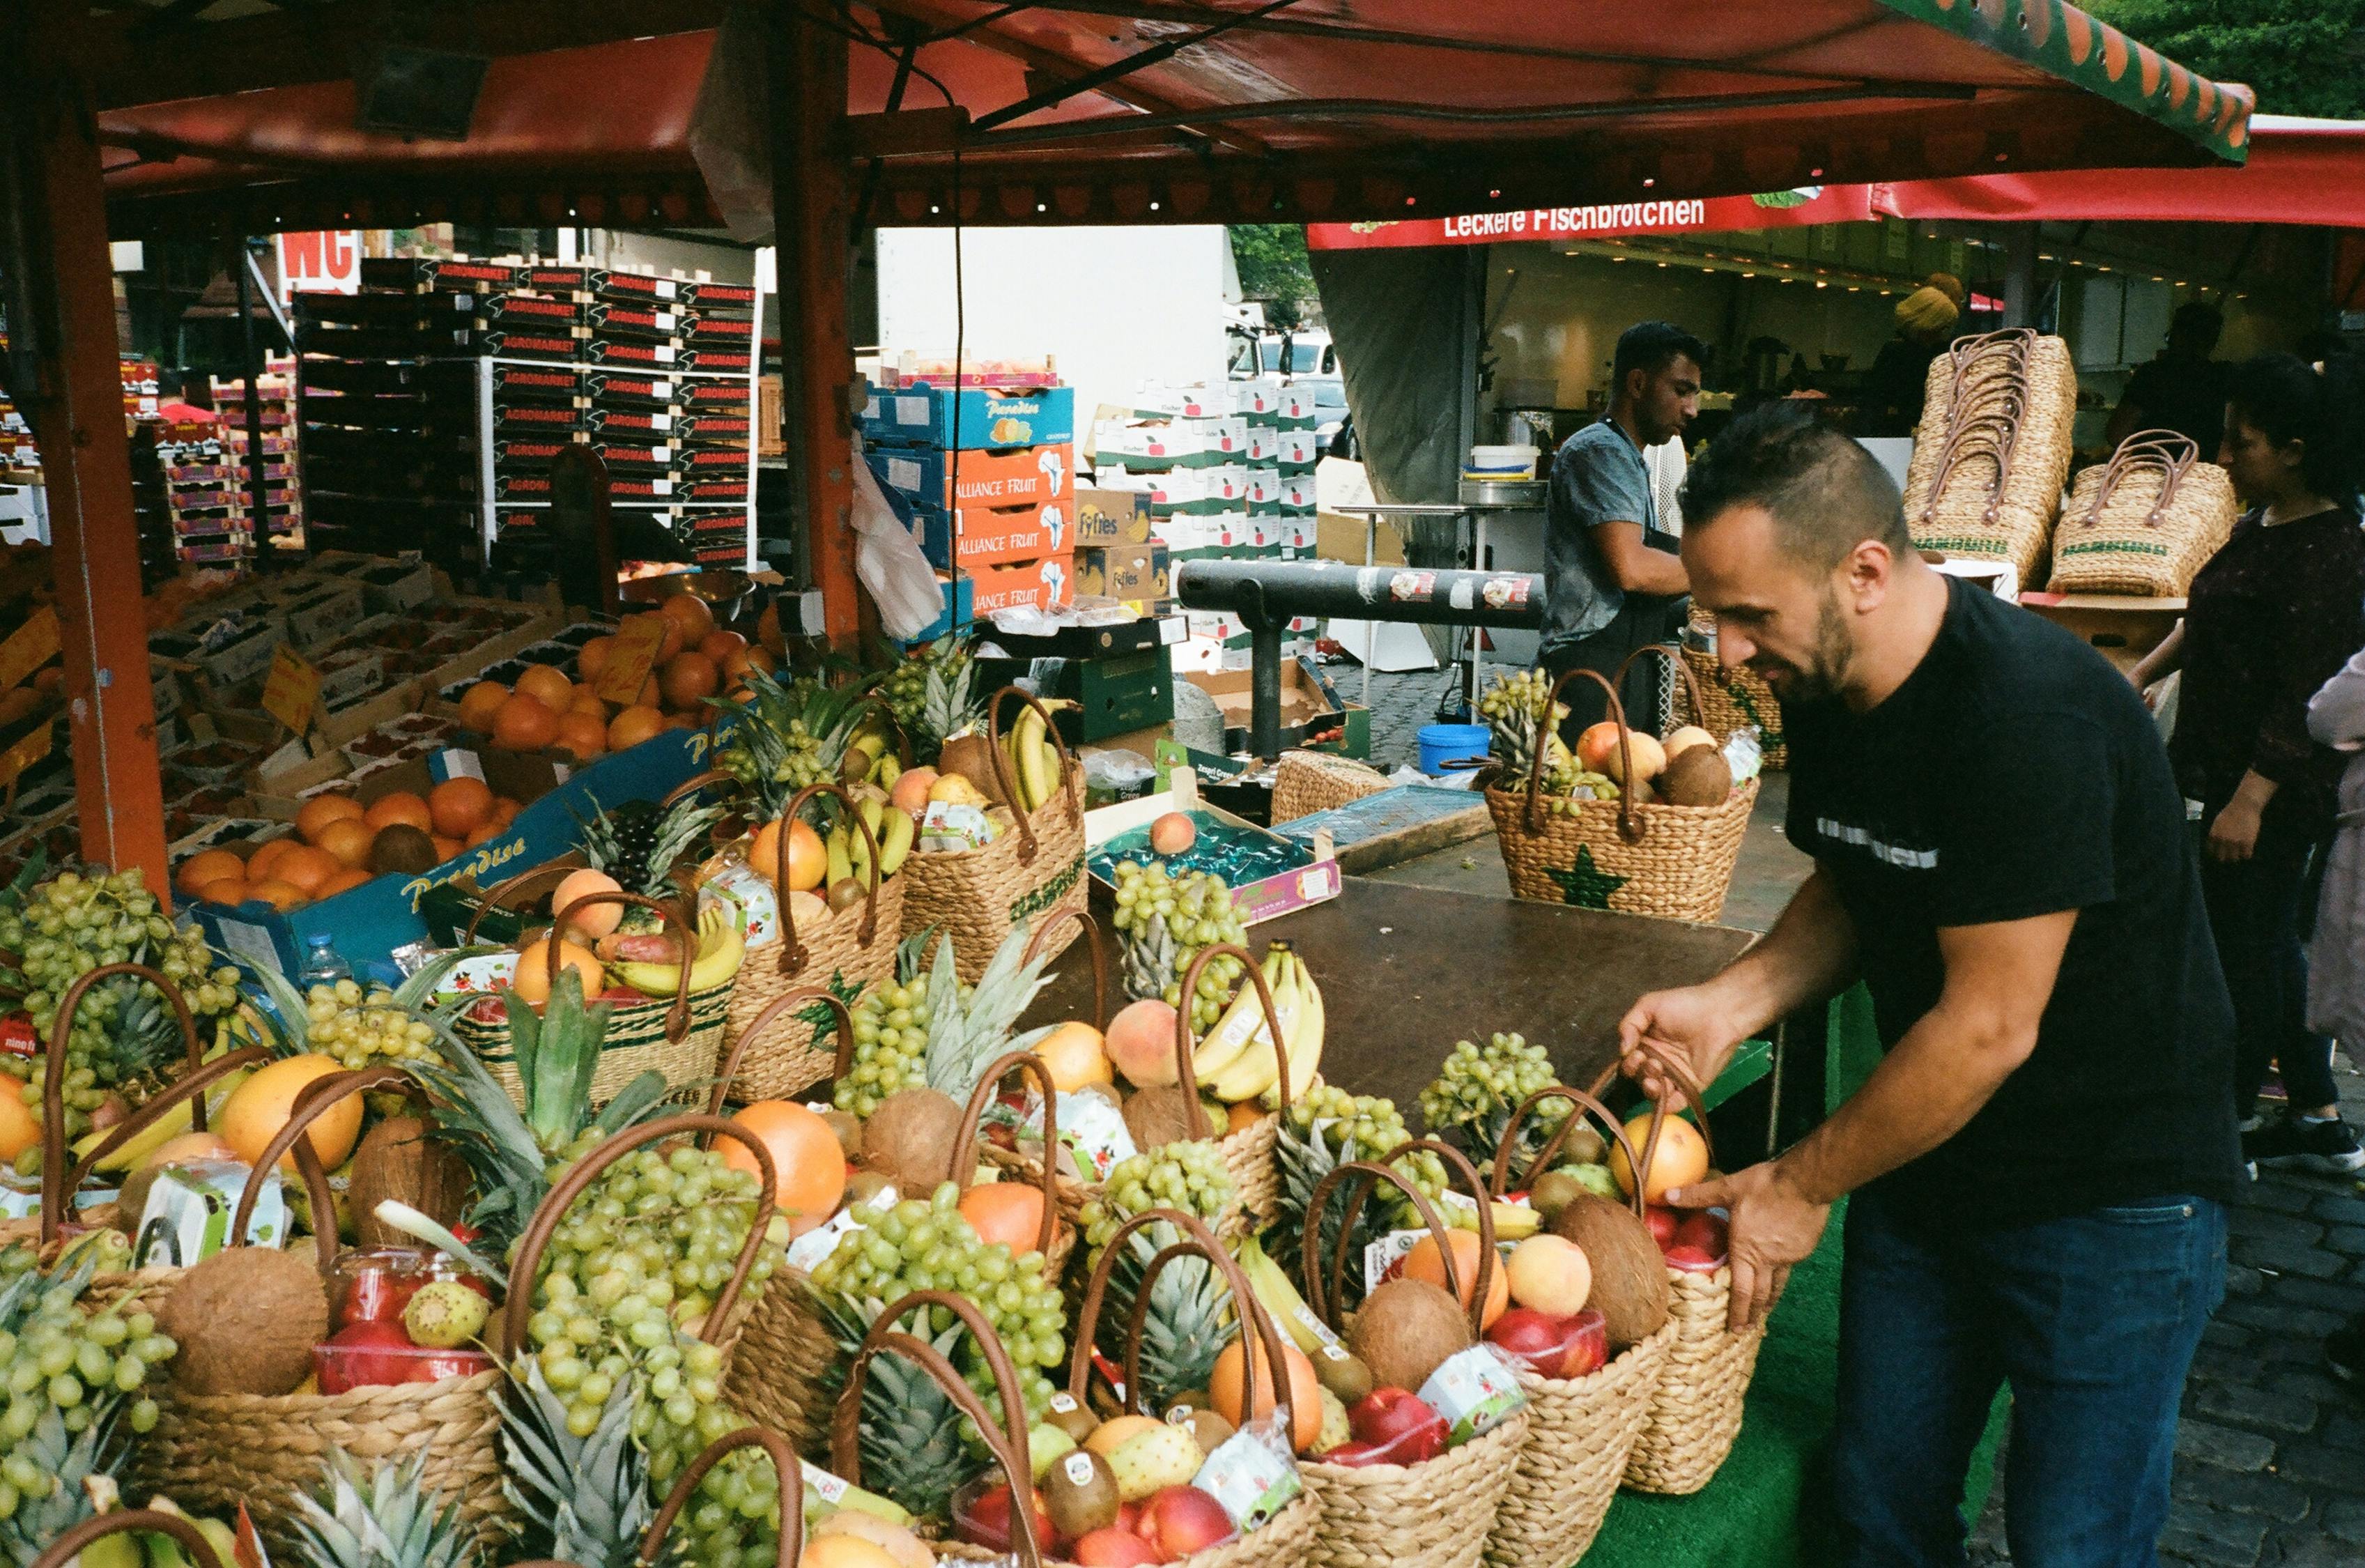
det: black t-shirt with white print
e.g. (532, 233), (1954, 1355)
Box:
(1783, 577), (2242, 1229)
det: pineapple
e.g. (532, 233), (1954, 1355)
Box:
(283, 1447), (477, 1568)
(835, 924), (1059, 1116)
(882, 632), (977, 767)
(1478, 668), (1594, 796)
(575, 794), (724, 902)
(714, 670), (879, 824)
(502, 1362), (649, 1568)
(831, 1314), (988, 1523)
(1270, 1086), (1448, 1314)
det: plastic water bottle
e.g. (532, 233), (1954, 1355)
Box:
(298, 932), (351, 990)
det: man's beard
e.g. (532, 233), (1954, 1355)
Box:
(1750, 593), (1853, 705)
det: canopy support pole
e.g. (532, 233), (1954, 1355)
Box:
(770, 5), (861, 647)
(5, 5), (168, 891)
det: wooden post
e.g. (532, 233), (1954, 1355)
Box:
(3, 4), (168, 891)
(769, 4), (861, 645)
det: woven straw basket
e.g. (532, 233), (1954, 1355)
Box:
(1068, 1210), (1325, 1568)
(1587, 1049), (1763, 1495)
(1482, 1089), (1676, 1568)
(1173, 943), (1295, 1240)
(456, 879), (732, 1107)
(899, 689), (1087, 985)
(1299, 1153), (1526, 1568)
(1272, 751), (1392, 824)
(1902, 328), (2078, 584)
(1677, 611), (1785, 770)
(713, 777), (906, 1101)
(2048, 429), (2238, 597)
(1487, 653), (1757, 923)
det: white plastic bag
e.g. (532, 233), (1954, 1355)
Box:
(852, 444), (946, 640)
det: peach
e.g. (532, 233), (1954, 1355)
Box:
(1663, 725), (1718, 760)
(1148, 811), (1196, 856)
(1504, 1233), (1593, 1316)
(889, 767), (938, 817)
(1104, 999), (1180, 1089)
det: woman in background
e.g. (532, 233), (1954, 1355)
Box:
(1865, 272), (1965, 435)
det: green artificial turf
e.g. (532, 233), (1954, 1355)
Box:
(1578, 987), (2008, 1567)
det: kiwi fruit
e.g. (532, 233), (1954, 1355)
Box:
(1042, 1450), (1119, 1541)
(860, 1087), (965, 1190)
(1312, 1345), (1373, 1404)
(1348, 1277), (1473, 1395)
(1527, 1170), (1586, 1217)
(1562, 1123), (1608, 1166)
(1045, 1391), (1100, 1446)
(820, 1109), (863, 1162)
(1548, 1193), (1671, 1347)
(1658, 744), (1733, 808)
(827, 877), (866, 914)
(369, 824), (440, 875)
(160, 1247), (328, 1396)
(1176, 1407), (1235, 1457)
(845, 1170), (895, 1209)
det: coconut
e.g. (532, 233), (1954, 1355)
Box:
(1658, 744), (1734, 808)
(1121, 1085), (1202, 1151)
(160, 1247), (328, 1396)
(1346, 1277), (1472, 1394)
(861, 1087), (966, 1191)
(1548, 1193), (1670, 1347)
(349, 1114), (471, 1249)
(936, 733), (1016, 810)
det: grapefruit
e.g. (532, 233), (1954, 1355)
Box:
(700, 629), (748, 664)
(957, 1182), (1050, 1255)
(607, 705), (665, 751)
(364, 792), (433, 834)
(491, 694), (560, 752)
(657, 592), (714, 647)
(576, 636), (617, 682)
(193, 878), (248, 907)
(244, 838), (295, 882)
(554, 712), (609, 762)
(0, 1086), (38, 1163)
(512, 936), (604, 1004)
(659, 652), (719, 711)
(1208, 1334), (1323, 1454)
(295, 794), (366, 846)
(721, 1101), (847, 1236)
(175, 849), (245, 898)
(514, 663), (576, 711)
(428, 777), (495, 838)
(315, 868), (372, 898)
(748, 817), (827, 892)
(247, 879), (309, 912)
(1031, 1022), (1111, 1093)
(314, 818), (376, 870)
(219, 1054), (363, 1172)
(1610, 1111), (1708, 1203)
(1404, 1228), (1510, 1328)
(456, 682), (510, 730)
(272, 845), (342, 896)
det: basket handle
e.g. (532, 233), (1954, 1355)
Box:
(1069, 1206), (1293, 1422)
(2080, 429), (2200, 530)
(231, 1066), (400, 1275)
(59, 1044), (280, 1234)
(1585, 1041), (1718, 1197)
(501, 1113), (777, 1359)
(1302, 1149), (1490, 1337)
(709, 986), (857, 1114)
(945, 1051), (1063, 1259)
(638, 1427), (804, 1568)
(769, 781), (884, 978)
(1170, 943), (1292, 1133)
(26, 1510), (225, 1568)
(1486, 1084), (1647, 1218)
(459, 860), (576, 946)
(983, 686), (1083, 865)
(40, 963), (204, 1240)
(1023, 907), (1107, 1029)
(546, 890), (698, 1044)
(658, 767), (748, 847)
(1525, 666), (1642, 843)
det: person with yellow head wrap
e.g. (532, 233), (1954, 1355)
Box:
(1867, 273), (1965, 435)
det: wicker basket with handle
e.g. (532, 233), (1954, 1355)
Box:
(708, 775), (905, 1101)
(1172, 943), (1294, 1240)
(1481, 1087), (1676, 1568)
(2047, 429), (2239, 597)
(1272, 751), (1392, 824)
(139, 1097), (780, 1551)
(456, 883), (732, 1107)
(27, 1509), (228, 1568)
(978, 909), (1111, 1227)
(632, 1426), (805, 1568)
(1585, 1046), (1762, 1495)
(1486, 652), (1757, 923)
(1902, 328), (2078, 585)
(1297, 1150), (1527, 1568)
(942, 1049), (1075, 1277)
(1067, 1208), (1324, 1567)
(898, 688), (1088, 985)
(1677, 610), (1785, 770)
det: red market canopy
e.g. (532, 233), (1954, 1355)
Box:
(83, 0), (2254, 235)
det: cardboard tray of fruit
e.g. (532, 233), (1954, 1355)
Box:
(1086, 773), (1338, 928)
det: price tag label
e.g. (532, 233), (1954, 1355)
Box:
(0, 608), (59, 693)
(261, 643), (322, 735)
(595, 614), (668, 705)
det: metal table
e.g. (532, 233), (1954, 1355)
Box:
(1031, 877), (1757, 1114)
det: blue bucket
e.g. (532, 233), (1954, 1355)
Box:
(1417, 723), (1492, 775)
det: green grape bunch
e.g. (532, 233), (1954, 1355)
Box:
(1419, 1031), (1570, 1171)
(1109, 861), (1249, 1033)
(0, 866), (242, 1142)
(1290, 1084), (1448, 1208)
(303, 982), (439, 1070)
(518, 1138), (789, 1488)
(833, 973), (948, 1118)
(0, 1236), (178, 1523)
(1079, 1140), (1234, 1259)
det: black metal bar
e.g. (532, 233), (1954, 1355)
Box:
(851, 19), (923, 239)
(1249, 620), (1283, 759)
(967, 0), (1304, 132)
(1175, 558), (1545, 628)
(231, 237), (270, 564)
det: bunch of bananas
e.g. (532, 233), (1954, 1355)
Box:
(1000, 700), (1068, 813)
(1185, 943), (1324, 1106)
(822, 788), (915, 887)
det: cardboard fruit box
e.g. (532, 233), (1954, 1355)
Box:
(1084, 771), (1339, 927)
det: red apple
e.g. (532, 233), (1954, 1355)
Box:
(1140, 1486), (1236, 1560)
(1116, 1501), (1145, 1537)
(1644, 1205), (1680, 1250)
(1348, 1388), (1446, 1463)
(1074, 1528), (1163, 1567)
(1665, 1243), (1722, 1273)
(1485, 1307), (1571, 1374)
(955, 1480), (1055, 1555)
(1558, 1309), (1608, 1380)
(1674, 1211), (1727, 1259)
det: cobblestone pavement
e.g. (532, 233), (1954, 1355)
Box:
(1338, 661), (1470, 771)
(1969, 1048), (2365, 1566)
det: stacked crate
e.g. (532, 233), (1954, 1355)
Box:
(210, 355), (304, 552)
(861, 364), (1077, 630)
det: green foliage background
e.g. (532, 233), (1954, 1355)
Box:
(1229, 224), (1317, 329)
(2090, 0), (2365, 120)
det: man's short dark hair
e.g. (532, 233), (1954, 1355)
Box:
(2170, 302), (2224, 351)
(1679, 401), (1913, 570)
(1612, 321), (1709, 387)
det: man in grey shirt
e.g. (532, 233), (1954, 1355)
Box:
(1544, 321), (1705, 735)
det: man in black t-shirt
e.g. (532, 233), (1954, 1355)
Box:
(1618, 403), (2239, 1565)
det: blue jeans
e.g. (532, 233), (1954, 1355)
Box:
(1833, 1186), (2227, 1567)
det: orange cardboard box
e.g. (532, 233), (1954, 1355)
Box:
(964, 555), (1077, 617)
(915, 496), (1074, 567)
